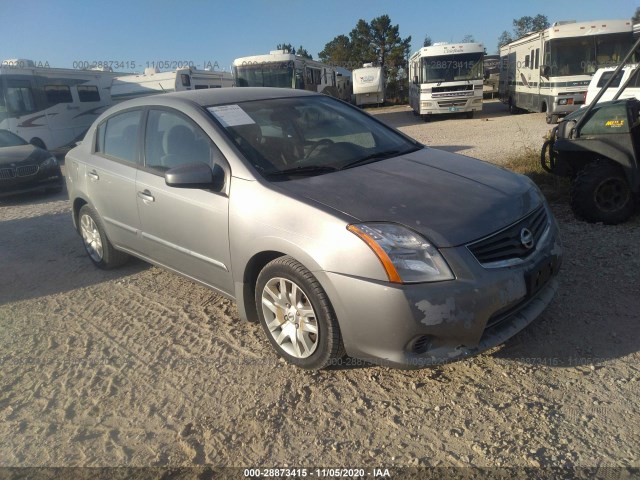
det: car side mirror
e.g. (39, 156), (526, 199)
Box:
(165, 162), (224, 191)
(540, 65), (550, 78)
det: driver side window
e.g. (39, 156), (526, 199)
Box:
(144, 109), (213, 173)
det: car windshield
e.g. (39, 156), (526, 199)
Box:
(0, 129), (28, 147)
(207, 95), (420, 179)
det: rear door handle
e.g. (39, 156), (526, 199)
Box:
(88, 171), (99, 181)
(137, 190), (155, 203)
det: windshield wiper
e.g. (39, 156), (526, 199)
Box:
(264, 164), (338, 178)
(341, 147), (420, 170)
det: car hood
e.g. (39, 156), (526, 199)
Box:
(276, 148), (543, 247)
(0, 145), (50, 166)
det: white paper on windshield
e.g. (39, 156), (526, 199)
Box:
(207, 105), (255, 127)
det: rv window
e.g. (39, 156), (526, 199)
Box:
(5, 81), (36, 114)
(194, 85), (209, 90)
(78, 85), (100, 102)
(44, 85), (73, 105)
(99, 110), (142, 164)
(535, 49), (540, 69)
(524, 55), (530, 69)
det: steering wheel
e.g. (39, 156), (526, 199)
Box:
(305, 139), (334, 159)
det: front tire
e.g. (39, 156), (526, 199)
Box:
(255, 256), (344, 370)
(570, 160), (636, 224)
(78, 205), (129, 269)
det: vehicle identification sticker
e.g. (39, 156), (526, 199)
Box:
(207, 105), (255, 127)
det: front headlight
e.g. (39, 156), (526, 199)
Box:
(40, 156), (58, 168)
(347, 223), (454, 284)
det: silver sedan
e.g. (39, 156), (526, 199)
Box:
(65, 87), (562, 369)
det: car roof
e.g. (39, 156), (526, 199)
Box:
(113, 87), (320, 110)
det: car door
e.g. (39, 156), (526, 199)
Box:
(136, 107), (233, 295)
(86, 108), (143, 253)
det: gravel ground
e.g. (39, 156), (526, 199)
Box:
(1, 101), (639, 473)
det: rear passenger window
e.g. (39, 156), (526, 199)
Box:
(96, 110), (141, 163)
(144, 109), (213, 172)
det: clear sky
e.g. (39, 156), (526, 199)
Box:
(0, 0), (638, 72)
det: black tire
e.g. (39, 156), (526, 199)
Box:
(255, 256), (345, 370)
(545, 114), (553, 124)
(78, 205), (129, 269)
(421, 114), (432, 122)
(570, 160), (636, 225)
(466, 111), (474, 119)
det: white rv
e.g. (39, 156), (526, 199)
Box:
(499, 19), (634, 123)
(233, 51), (351, 102)
(110, 67), (234, 103)
(352, 64), (384, 106)
(0, 59), (121, 150)
(409, 43), (485, 120)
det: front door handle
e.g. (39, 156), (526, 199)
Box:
(88, 171), (99, 181)
(137, 190), (155, 203)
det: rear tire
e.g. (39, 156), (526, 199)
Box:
(255, 256), (345, 370)
(78, 205), (129, 269)
(570, 160), (636, 225)
(466, 111), (474, 119)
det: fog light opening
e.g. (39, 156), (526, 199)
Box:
(411, 335), (433, 354)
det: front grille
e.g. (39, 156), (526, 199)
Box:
(0, 168), (16, 180)
(0, 165), (39, 180)
(467, 207), (549, 267)
(16, 165), (39, 177)
(437, 100), (468, 107)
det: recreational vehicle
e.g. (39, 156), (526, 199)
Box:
(233, 51), (351, 102)
(499, 19), (634, 123)
(0, 59), (121, 150)
(409, 43), (485, 120)
(110, 67), (234, 103)
(352, 64), (385, 106)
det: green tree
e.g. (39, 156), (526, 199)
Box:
(497, 31), (513, 51)
(461, 34), (475, 43)
(318, 15), (411, 102)
(512, 14), (550, 38)
(423, 35), (432, 48)
(632, 7), (640, 24)
(497, 14), (549, 52)
(318, 35), (352, 65)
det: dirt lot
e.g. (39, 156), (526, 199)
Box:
(1, 101), (639, 472)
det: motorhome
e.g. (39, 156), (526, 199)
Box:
(110, 67), (234, 103)
(233, 51), (351, 102)
(0, 59), (122, 150)
(409, 43), (485, 120)
(499, 19), (634, 123)
(352, 64), (385, 106)
(584, 64), (640, 105)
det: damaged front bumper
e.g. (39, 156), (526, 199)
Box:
(317, 216), (562, 369)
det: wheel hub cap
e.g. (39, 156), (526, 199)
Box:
(261, 277), (319, 359)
